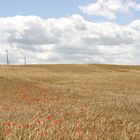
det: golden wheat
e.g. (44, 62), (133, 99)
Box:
(0, 64), (140, 140)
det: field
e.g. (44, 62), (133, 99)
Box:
(0, 64), (140, 140)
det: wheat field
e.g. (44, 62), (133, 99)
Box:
(0, 64), (140, 140)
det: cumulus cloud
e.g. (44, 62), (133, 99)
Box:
(0, 15), (139, 64)
(79, 0), (140, 20)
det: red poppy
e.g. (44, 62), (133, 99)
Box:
(46, 115), (53, 121)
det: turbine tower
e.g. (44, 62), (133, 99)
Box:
(24, 57), (27, 65)
(6, 50), (9, 65)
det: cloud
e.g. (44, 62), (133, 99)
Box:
(0, 15), (139, 64)
(79, 0), (140, 20)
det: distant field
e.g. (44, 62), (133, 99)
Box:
(0, 64), (140, 140)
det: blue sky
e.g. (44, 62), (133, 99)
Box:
(0, 0), (140, 64)
(0, 0), (139, 24)
(0, 0), (92, 18)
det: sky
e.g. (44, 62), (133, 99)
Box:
(0, 0), (140, 64)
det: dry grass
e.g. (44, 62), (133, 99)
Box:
(0, 64), (140, 140)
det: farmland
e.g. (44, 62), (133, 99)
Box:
(0, 64), (140, 140)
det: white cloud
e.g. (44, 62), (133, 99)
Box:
(79, 0), (140, 20)
(0, 15), (139, 64)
